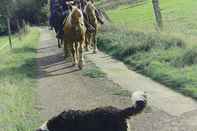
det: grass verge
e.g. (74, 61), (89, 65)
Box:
(97, 27), (197, 99)
(0, 27), (40, 131)
(82, 64), (105, 78)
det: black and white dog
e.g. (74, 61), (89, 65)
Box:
(36, 91), (147, 131)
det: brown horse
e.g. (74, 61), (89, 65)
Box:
(84, 1), (104, 53)
(63, 6), (86, 69)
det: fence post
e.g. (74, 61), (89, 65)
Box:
(7, 16), (12, 48)
(6, 6), (12, 48)
(17, 18), (22, 40)
(152, 0), (163, 31)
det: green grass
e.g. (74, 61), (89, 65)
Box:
(0, 36), (8, 47)
(82, 65), (105, 78)
(97, 28), (197, 99)
(0, 28), (40, 131)
(112, 89), (131, 97)
(107, 0), (197, 44)
(97, 0), (197, 99)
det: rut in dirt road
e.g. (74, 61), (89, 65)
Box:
(36, 28), (197, 131)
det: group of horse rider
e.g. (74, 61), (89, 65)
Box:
(49, 0), (103, 40)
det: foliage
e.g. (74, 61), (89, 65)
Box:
(97, 28), (197, 99)
(14, 0), (48, 25)
(0, 28), (40, 131)
(0, 0), (48, 35)
(82, 66), (105, 78)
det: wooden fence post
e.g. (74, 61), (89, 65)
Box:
(152, 0), (163, 31)
(6, 6), (12, 48)
(6, 16), (12, 48)
(17, 18), (22, 40)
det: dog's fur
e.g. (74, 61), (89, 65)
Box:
(36, 91), (147, 131)
(63, 6), (86, 69)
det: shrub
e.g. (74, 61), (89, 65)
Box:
(97, 27), (197, 99)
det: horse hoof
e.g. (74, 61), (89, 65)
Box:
(78, 64), (83, 70)
(72, 63), (76, 66)
(78, 61), (84, 70)
(93, 50), (97, 54)
(64, 53), (70, 58)
(85, 47), (89, 51)
(64, 55), (68, 59)
(58, 45), (61, 48)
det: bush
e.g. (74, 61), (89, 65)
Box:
(173, 48), (197, 67)
(97, 27), (197, 99)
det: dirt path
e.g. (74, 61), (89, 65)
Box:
(36, 28), (197, 131)
(36, 28), (132, 119)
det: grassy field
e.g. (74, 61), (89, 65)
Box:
(0, 28), (40, 131)
(0, 36), (8, 47)
(96, 0), (197, 99)
(107, 0), (197, 44)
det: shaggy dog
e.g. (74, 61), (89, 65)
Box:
(36, 91), (147, 131)
(63, 6), (86, 69)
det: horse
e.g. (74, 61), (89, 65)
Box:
(84, 1), (104, 53)
(49, 10), (65, 48)
(63, 6), (86, 69)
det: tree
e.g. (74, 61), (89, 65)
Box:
(14, 0), (48, 25)
(0, 0), (48, 36)
(152, 0), (163, 31)
(0, 0), (15, 48)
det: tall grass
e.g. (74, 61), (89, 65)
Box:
(0, 28), (40, 131)
(97, 27), (197, 99)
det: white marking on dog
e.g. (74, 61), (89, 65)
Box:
(127, 120), (131, 131)
(39, 121), (49, 131)
(132, 91), (147, 106)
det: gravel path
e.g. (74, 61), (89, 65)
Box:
(36, 28), (197, 131)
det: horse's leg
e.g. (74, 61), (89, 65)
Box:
(58, 38), (61, 48)
(71, 43), (77, 66)
(61, 39), (63, 47)
(74, 42), (79, 65)
(64, 40), (70, 58)
(78, 41), (84, 69)
(85, 32), (91, 51)
(85, 33), (89, 51)
(93, 32), (97, 54)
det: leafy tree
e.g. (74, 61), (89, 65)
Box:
(0, 0), (48, 36)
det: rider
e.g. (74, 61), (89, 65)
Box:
(74, 0), (104, 30)
(49, 0), (103, 39)
(49, 0), (73, 39)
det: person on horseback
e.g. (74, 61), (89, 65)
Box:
(49, 0), (104, 41)
(49, 0), (73, 39)
(74, 0), (104, 30)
